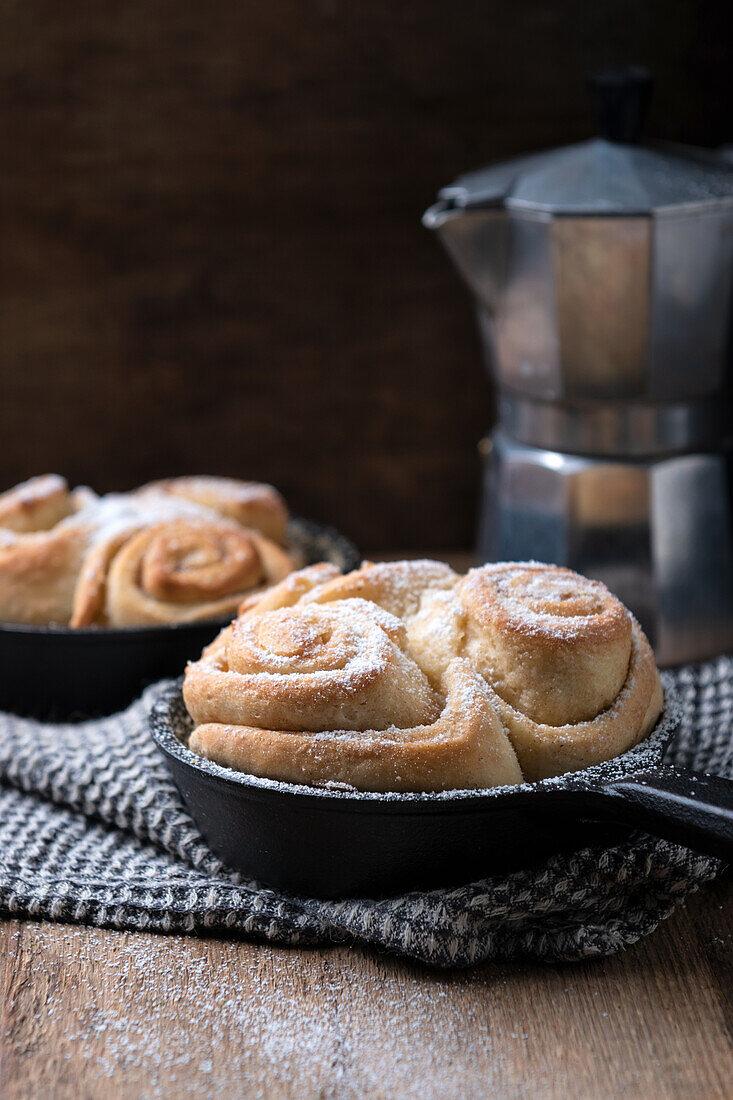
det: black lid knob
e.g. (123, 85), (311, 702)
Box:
(587, 66), (654, 143)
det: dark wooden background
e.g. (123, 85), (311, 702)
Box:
(0, 1), (730, 549)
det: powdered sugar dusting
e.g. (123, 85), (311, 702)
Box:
(304, 559), (458, 620)
(2, 921), (526, 1098)
(462, 561), (625, 642)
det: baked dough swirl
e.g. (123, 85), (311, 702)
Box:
(185, 599), (441, 732)
(409, 562), (663, 781)
(0, 476), (97, 623)
(72, 520), (294, 627)
(188, 657), (523, 792)
(185, 559), (663, 791)
(0, 525), (91, 625)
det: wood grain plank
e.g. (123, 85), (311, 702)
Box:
(1, 878), (730, 1099)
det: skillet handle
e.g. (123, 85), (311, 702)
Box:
(592, 765), (733, 863)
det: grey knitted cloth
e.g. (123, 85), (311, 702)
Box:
(0, 657), (730, 968)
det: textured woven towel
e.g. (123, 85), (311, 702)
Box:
(0, 657), (730, 968)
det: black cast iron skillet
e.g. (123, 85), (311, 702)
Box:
(0, 518), (360, 720)
(151, 681), (733, 898)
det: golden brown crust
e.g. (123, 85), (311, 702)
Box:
(0, 525), (92, 624)
(140, 477), (289, 544)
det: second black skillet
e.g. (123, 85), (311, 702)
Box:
(0, 518), (360, 720)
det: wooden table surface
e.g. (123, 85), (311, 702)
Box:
(0, 879), (731, 1099)
(0, 553), (731, 1098)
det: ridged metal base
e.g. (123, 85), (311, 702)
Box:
(499, 394), (731, 457)
(478, 430), (733, 666)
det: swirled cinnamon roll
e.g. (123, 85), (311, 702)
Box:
(184, 600), (523, 791)
(72, 519), (295, 627)
(0, 477), (97, 623)
(409, 562), (663, 780)
(186, 599), (440, 730)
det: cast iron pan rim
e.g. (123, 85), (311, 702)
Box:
(150, 677), (682, 813)
(0, 515), (361, 641)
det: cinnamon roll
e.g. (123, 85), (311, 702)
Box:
(185, 559), (663, 791)
(72, 519), (295, 627)
(0, 524), (91, 625)
(184, 600), (522, 791)
(409, 561), (663, 780)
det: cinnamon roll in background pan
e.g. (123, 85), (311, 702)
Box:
(0, 474), (299, 628)
(184, 559), (663, 791)
(71, 520), (294, 627)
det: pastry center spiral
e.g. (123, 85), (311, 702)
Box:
(227, 603), (373, 677)
(458, 562), (632, 726)
(184, 598), (442, 733)
(140, 527), (264, 603)
(255, 616), (330, 658)
(501, 571), (605, 619)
